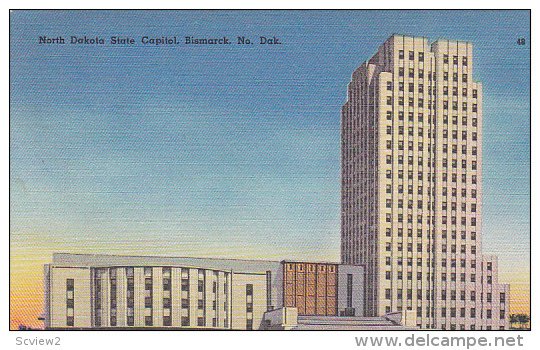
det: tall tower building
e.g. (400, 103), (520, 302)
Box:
(341, 34), (509, 330)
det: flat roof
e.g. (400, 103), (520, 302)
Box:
(50, 253), (363, 273)
(51, 253), (282, 273)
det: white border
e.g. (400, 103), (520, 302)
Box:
(2, 2), (535, 350)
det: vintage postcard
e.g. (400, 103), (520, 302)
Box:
(9, 9), (530, 342)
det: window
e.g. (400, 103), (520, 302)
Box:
(67, 279), (74, 291)
(198, 279), (205, 292)
(181, 279), (189, 291)
(347, 274), (353, 308)
(409, 51), (414, 60)
(66, 278), (75, 327)
(246, 284), (254, 321)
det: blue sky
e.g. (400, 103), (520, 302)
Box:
(10, 11), (529, 277)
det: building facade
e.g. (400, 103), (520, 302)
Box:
(43, 253), (368, 330)
(341, 34), (509, 330)
(282, 261), (363, 317)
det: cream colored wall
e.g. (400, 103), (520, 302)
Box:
(49, 266), (92, 328)
(230, 272), (267, 330)
(376, 35), (435, 322)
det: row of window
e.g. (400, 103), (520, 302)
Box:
(385, 96), (478, 113)
(384, 141), (477, 156)
(439, 290), (505, 302)
(385, 212), (477, 225)
(395, 68), (470, 84)
(385, 111), (479, 129)
(81, 268), (230, 328)
(385, 198), (477, 212)
(384, 256), (487, 269)
(397, 67), (427, 79)
(385, 126), (478, 142)
(385, 242), (477, 255)
(440, 308), (505, 320)
(387, 81), (477, 99)
(286, 263), (336, 273)
(383, 186), (477, 199)
(397, 50), (469, 67)
(385, 155), (478, 168)
(384, 288), (505, 304)
(440, 324), (505, 331)
(384, 227), (477, 241)
(442, 143), (478, 154)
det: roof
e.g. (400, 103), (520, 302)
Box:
(51, 252), (281, 274)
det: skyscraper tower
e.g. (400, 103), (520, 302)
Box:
(341, 34), (509, 330)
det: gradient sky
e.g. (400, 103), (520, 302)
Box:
(10, 10), (530, 328)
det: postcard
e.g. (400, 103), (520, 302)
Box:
(9, 9), (530, 338)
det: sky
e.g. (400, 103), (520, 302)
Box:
(9, 10), (530, 329)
